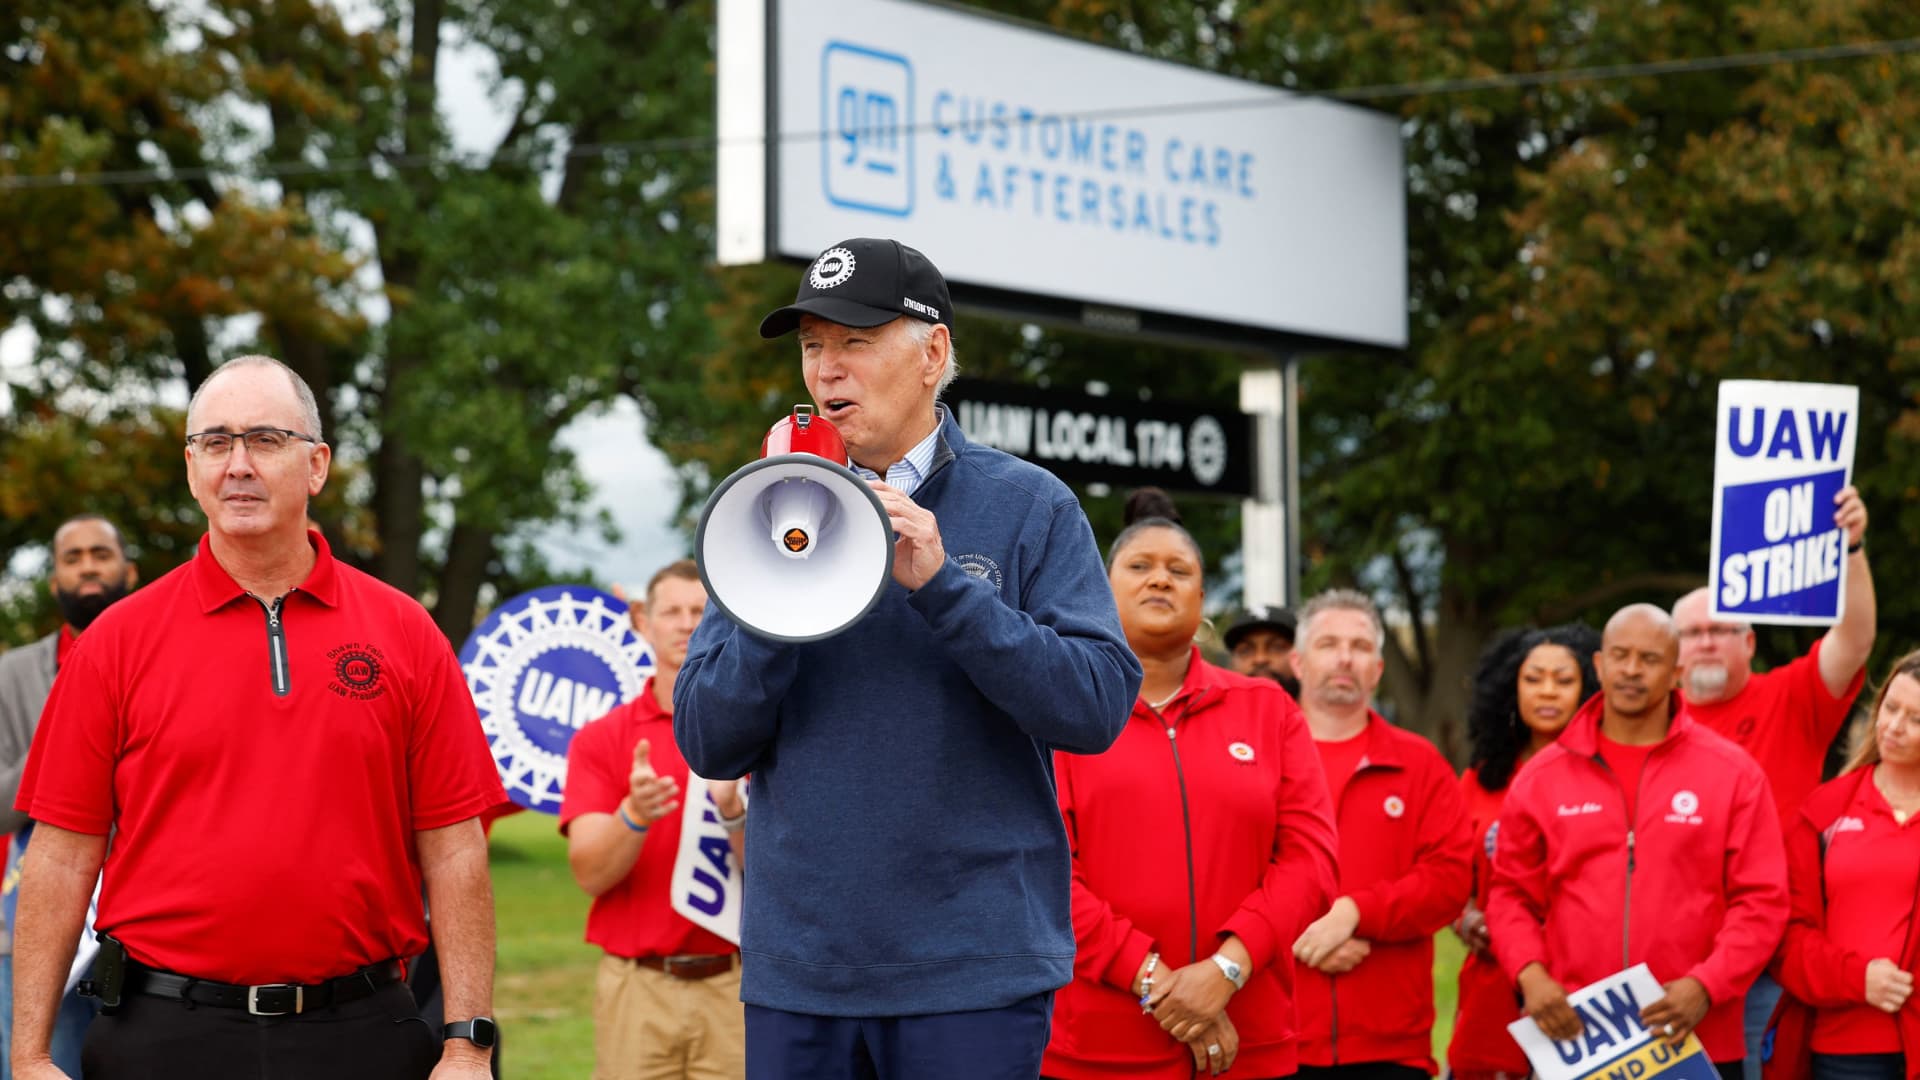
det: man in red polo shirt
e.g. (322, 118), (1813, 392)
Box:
(1287, 588), (1473, 1080)
(1672, 485), (1874, 1080)
(563, 559), (746, 1080)
(11, 356), (507, 1080)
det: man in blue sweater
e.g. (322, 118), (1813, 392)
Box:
(674, 237), (1141, 1079)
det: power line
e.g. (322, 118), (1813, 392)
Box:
(3, 34), (1917, 192)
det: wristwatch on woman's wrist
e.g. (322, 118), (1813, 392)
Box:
(1209, 953), (1247, 990)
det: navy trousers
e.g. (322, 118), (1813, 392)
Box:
(745, 991), (1053, 1080)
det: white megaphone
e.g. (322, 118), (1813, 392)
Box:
(694, 405), (894, 642)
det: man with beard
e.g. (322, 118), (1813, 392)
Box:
(1224, 604), (1299, 698)
(1286, 588), (1471, 1080)
(0, 515), (139, 1076)
(1670, 485), (1875, 1080)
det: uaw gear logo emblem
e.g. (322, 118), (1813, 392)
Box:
(1188, 415), (1228, 487)
(1666, 788), (1704, 825)
(460, 586), (654, 814)
(328, 643), (387, 700)
(810, 248), (858, 290)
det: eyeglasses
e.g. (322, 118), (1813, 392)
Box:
(1677, 625), (1746, 642)
(185, 428), (320, 458)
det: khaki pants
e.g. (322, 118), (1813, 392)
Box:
(594, 953), (746, 1080)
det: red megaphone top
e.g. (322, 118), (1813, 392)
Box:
(761, 405), (849, 464)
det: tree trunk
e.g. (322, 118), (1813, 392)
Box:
(434, 522), (496, 644)
(1380, 575), (1494, 765)
(368, 0), (443, 595)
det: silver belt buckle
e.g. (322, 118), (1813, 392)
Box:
(246, 984), (304, 1016)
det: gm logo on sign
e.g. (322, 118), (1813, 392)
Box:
(821, 42), (913, 216)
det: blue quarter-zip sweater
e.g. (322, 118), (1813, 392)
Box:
(674, 407), (1141, 1017)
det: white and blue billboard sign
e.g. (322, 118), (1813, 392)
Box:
(718, 0), (1407, 348)
(460, 586), (655, 814)
(1708, 380), (1859, 625)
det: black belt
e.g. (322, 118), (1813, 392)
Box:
(124, 960), (403, 1016)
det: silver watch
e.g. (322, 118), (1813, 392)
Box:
(1209, 952), (1247, 990)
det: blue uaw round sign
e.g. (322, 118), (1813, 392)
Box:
(459, 585), (654, 814)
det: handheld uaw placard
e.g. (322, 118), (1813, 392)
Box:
(1508, 966), (1715, 1080)
(669, 778), (743, 943)
(460, 586), (655, 814)
(1708, 380), (1858, 625)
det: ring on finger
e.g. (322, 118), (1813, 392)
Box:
(1207, 1044), (1222, 1057)
(1663, 1022), (1676, 1037)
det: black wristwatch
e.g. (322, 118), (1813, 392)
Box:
(443, 1017), (498, 1049)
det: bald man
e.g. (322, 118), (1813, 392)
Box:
(1487, 605), (1788, 1080)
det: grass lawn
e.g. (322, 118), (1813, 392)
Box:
(491, 809), (598, 1079)
(489, 809), (1472, 1078)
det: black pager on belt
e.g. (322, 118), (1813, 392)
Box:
(78, 932), (127, 1013)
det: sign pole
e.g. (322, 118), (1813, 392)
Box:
(1239, 359), (1289, 608)
(1283, 354), (1302, 606)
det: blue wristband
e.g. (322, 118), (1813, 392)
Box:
(617, 805), (649, 833)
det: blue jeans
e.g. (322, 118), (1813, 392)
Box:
(1811, 1054), (1904, 1080)
(1745, 970), (1785, 1080)
(0, 954), (105, 1079)
(746, 991), (1053, 1080)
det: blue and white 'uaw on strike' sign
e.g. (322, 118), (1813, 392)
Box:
(1508, 965), (1716, 1080)
(460, 586), (654, 814)
(1708, 380), (1859, 625)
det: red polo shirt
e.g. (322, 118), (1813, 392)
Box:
(559, 684), (736, 960)
(1808, 774), (1920, 1054)
(1684, 640), (1864, 828)
(16, 532), (506, 985)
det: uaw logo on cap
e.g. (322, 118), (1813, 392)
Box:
(460, 586), (654, 814)
(810, 247), (857, 290)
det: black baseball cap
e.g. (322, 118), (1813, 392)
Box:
(759, 238), (954, 340)
(1224, 605), (1297, 651)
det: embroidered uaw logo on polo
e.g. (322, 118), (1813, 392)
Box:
(810, 248), (858, 289)
(328, 643), (387, 701)
(459, 586), (654, 814)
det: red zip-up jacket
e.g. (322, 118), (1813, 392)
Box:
(1294, 712), (1473, 1072)
(1765, 767), (1920, 1080)
(1488, 694), (1788, 1064)
(1044, 651), (1338, 1080)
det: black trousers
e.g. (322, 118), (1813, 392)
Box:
(1296, 1065), (1428, 1080)
(81, 981), (440, 1080)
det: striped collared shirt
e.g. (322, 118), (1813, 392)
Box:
(850, 419), (942, 498)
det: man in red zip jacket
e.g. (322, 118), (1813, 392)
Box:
(1287, 589), (1473, 1080)
(1487, 604), (1788, 1080)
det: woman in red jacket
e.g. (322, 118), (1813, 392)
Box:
(1447, 624), (1598, 1080)
(1044, 492), (1339, 1080)
(1769, 649), (1920, 1080)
